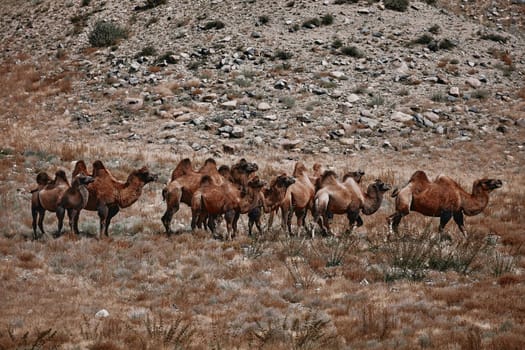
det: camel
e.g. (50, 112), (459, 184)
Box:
(59, 173), (95, 235)
(388, 171), (503, 238)
(79, 160), (158, 239)
(191, 175), (266, 240)
(161, 158), (225, 234)
(272, 162), (316, 235)
(313, 170), (391, 236)
(31, 170), (71, 239)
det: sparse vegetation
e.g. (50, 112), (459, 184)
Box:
(274, 49), (294, 60)
(340, 45), (365, 58)
(88, 20), (128, 47)
(384, 0), (410, 12)
(481, 32), (508, 43)
(203, 20), (225, 30)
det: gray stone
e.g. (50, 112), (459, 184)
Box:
(391, 111), (413, 123)
(231, 126), (244, 138)
(359, 116), (379, 129)
(423, 111), (440, 122)
(330, 71), (346, 79)
(347, 94), (360, 103)
(449, 86), (460, 96)
(95, 309), (109, 318)
(516, 119), (525, 128)
(221, 100), (238, 109)
(280, 139), (302, 150)
(257, 102), (271, 111)
(466, 77), (482, 88)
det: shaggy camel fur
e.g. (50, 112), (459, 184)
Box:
(31, 170), (71, 239)
(191, 175), (266, 240)
(59, 173), (95, 235)
(388, 171), (503, 237)
(80, 160), (158, 239)
(270, 162), (316, 235)
(161, 158), (225, 234)
(313, 170), (391, 236)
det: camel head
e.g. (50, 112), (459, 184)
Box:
(343, 170), (365, 184)
(293, 162), (307, 176)
(131, 166), (158, 184)
(247, 176), (266, 190)
(72, 160), (89, 178)
(235, 159), (259, 174)
(475, 178), (503, 192)
(36, 172), (52, 186)
(75, 173), (95, 186)
(369, 179), (391, 194)
(270, 174), (295, 189)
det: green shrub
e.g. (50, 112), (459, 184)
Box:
(88, 21), (128, 47)
(341, 46), (365, 58)
(428, 24), (440, 34)
(481, 33), (508, 43)
(321, 14), (334, 25)
(332, 38), (343, 49)
(414, 33), (434, 45)
(203, 20), (225, 30)
(274, 49), (293, 60)
(258, 15), (270, 25)
(384, 0), (410, 12)
(136, 45), (157, 57)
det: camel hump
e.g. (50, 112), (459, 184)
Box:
(55, 170), (69, 183)
(172, 158), (193, 179)
(293, 162), (307, 177)
(318, 170), (338, 187)
(313, 163), (322, 172)
(409, 170), (430, 184)
(343, 170), (365, 183)
(200, 175), (214, 186)
(92, 160), (108, 177)
(36, 172), (51, 186)
(72, 160), (89, 178)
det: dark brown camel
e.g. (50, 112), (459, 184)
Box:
(388, 171), (503, 238)
(31, 170), (70, 239)
(80, 160), (158, 239)
(191, 175), (266, 240)
(313, 170), (390, 237)
(161, 158), (225, 234)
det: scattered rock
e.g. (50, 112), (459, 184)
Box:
(95, 309), (109, 318)
(257, 102), (271, 111)
(391, 111), (413, 123)
(449, 87), (460, 97)
(466, 77), (482, 88)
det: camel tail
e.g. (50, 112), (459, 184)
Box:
(391, 188), (399, 198)
(162, 187), (168, 202)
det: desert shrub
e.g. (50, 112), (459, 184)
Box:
(136, 45), (157, 57)
(81, 0), (91, 6)
(481, 33), (508, 43)
(274, 49), (293, 60)
(423, 0), (436, 4)
(88, 21), (128, 47)
(384, 0), (410, 12)
(143, 314), (195, 348)
(429, 38), (456, 51)
(155, 50), (177, 64)
(334, 0), (359, 3)
(428, 24), (440, 34)
(251, 310), (339, 349)
(414, 33), (434, 45)
(134, 0), (167, 11)
(340, 46), (364, 58)
(0, 327), (58, 349)
(472, 89), (489, 100)
(258, 15), (270, 25)
(203, 20), (225, 30)
(490, 251), (516, 277)
(431, 91), (447, 102)
(310, 234), (358, 268)
(368, 94), (385, 107)
(302, 17), (321, 28)
(321, 14), (334, 26)
(331, 38), (343, 49)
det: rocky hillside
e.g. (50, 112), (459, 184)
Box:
(1, 0), (524, 159)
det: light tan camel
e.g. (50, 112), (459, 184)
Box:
(79, 160), (158, 239)
(273, 162), (316, 235)
(388, 170), (502, 238)
(31, 170), (70, 239)
(313, 170), (391, 236)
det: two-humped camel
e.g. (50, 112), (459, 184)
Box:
(388, 170), (502, 238)
(313, 170), (390, 237)
(161, 158), (259, 235)
(273, 162), (316, 235)
(191, 175), (266, 240)
(31, 169), (94, 239)
(73, 160), (157, 239)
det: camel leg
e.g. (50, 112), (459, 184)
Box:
(224, 210), (236, 241)
(72, 210), (81, 235)
(104, 206), (119, 237)
(453, 212), (467, 239)
(347, 211), (360, 234)
(161, 204), (178, 235)
(438, 211), (452, 240)
(31, 206), (39, 240)
(388, 212), (404, 235)
(97, 204), (108, 239)
(56, 206), (66, 237)
(37, 209), (46, 239)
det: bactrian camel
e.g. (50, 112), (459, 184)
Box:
(313, 170), (391, 236)
(77, 160), (157, 239)
(388, 170), (502, 238)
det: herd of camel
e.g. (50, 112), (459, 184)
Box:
(30, 157), (503, 241)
